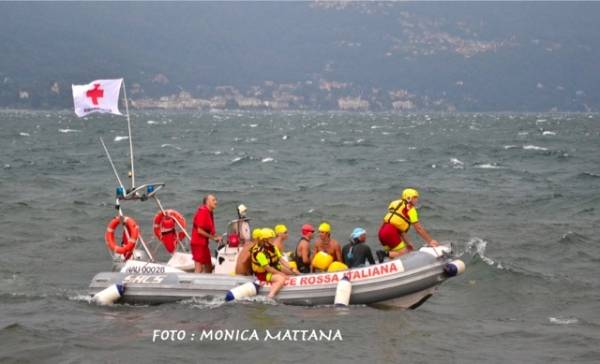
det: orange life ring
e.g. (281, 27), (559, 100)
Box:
(105, 216), (139, 255)
(153, 209), (187, 242)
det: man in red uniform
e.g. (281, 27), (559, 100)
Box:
(191, 194), (222, 273)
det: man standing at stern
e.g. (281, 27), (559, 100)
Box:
(191, 194), (222, 273)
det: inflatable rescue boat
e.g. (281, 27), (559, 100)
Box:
(89, 244), (465, 308)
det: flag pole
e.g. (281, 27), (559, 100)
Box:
(99, 137), (125, 190)
(121, 79), (135, 190)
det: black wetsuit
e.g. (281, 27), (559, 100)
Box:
(342, 240), (375, 268)
(294, 238), (311, 274)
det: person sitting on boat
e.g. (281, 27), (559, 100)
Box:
(272, 224), (289, 252)
(251, 228), (298, 299)
(235, 228), (261, 276)
(191, 194), (222, 273)
(293, 224), (314, 274)
(312, 222), (343, 271)
(342, 227), (375, 268)
(377, 188), (438, 262)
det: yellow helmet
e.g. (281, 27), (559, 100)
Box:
(252, 228), (262, 240)
(262, 228), (276, 239)
(318, 222), (331, 233)
(402, 188), (419, 200)
(274, 224), (288, 235)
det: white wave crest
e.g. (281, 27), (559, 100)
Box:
(114, 136), (129, 142)
(19, 132), (30, 137)
(523, 145), (548, 151)
(542, 131), (556, 136)
(548, 317), (578, 325)
(67, 293), (93, 303)
(450, 158), (464, 168)
(235, 295), (279, 305)
(180, 296), (227, 309)
(160, 144), (182, 150)
(474, 163), (503, 169)
(465, 237), (499, 267)
(147, 120), (158, 125)
(261, 157), (274, 163)
(58, 128), (81, 133)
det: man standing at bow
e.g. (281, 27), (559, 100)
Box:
(377, 188), (438, 262)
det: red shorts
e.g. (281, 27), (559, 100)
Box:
(191, 243), (211, 264)
(378, 223), (403, 249)
(254, 272), (272, 282)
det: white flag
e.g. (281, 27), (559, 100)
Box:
(72, 79), (123, 117)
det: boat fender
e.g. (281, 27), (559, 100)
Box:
(225, 282), (260, 302)
(312, 251), (334, 271)
(93, 283), (125, 305)
(334, 276), (352, 306)
(443, 259), (466, 277)
(328, 261), (348, 272)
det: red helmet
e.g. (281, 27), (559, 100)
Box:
(301, 224), (315, 235)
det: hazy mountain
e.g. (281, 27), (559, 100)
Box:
(1, 2), (598, 111)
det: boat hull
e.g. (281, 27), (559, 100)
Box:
(89, 250), (459, 307)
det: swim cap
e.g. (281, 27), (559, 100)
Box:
(350, 227), (366, 240)
(274, 224), (288, 235)
(262, 228), (276, 239)
(238, 204), (247, 215)
(252, 228), (262, 240)
(301, 224), (315, 234)
(318, 222), (331, 233)
(402, 188), (419, 200)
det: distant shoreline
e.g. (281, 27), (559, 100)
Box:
(0, 107), (597, 115)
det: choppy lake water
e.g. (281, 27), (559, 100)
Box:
(1, 110), (599, 363)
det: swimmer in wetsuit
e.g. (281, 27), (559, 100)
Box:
(342, 227), (375, 268)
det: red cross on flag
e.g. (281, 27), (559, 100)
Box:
(72, 79), (123, 117)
